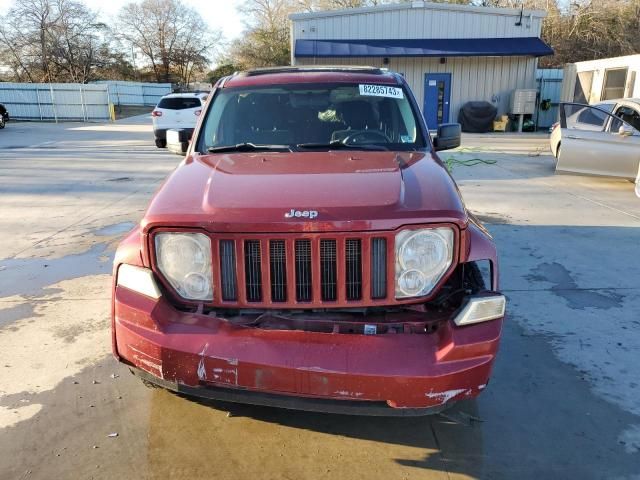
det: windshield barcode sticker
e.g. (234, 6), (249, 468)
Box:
(359, 84), (404, 99)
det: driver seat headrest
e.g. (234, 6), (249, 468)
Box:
(338, 101), (379, 130)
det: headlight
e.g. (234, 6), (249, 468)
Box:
(155, 233), (213, 301)
(395, 228), (453, 298)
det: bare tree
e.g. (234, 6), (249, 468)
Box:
(297, 0), (407, 10)
(0, 0), (59, 81)
(48, 0), (108, 82)
(230, 0), (404, 69)
(227, 0), (294, 68)
(115, 0), (219, 84)
(537, 0), (640, 67)
(0, 17), (36, 81)
(0, 0), (121, 82)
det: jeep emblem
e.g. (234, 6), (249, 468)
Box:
(285, 209), (318, 219)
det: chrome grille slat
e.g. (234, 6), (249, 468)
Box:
(320, 239), (337, 301)
(371, 238), (387, 299)
(244, 240), (262, 302)
(345, 239), (362, 300)
(269, 240), (287, 302)
(220, 240), (237, 301)
(295, 239), (312, 302)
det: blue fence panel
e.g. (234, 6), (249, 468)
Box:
(536, 69), (563, 129)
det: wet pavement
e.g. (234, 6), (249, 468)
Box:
(1, 123), (639, 479)
(0, 242), (112, 298)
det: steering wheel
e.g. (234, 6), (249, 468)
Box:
(342, 130), (390, 145)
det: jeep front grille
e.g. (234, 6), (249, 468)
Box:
(151, 228), (458, 309)
(209, 233), (395, 308)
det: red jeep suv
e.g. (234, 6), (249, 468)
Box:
(112, 67), (505, 415)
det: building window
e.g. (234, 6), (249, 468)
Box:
(573, 70), (594, 103)
(601, 68), (627, 100)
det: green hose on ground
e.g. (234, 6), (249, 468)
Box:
(444, 157), (497, 172)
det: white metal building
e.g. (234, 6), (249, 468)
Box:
(290, 1), (552, 128)
(561, 55), (640, 105)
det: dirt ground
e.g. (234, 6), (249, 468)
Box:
(1, 119), (639, 479)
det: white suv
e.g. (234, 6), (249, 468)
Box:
(152, 93), (207, 148)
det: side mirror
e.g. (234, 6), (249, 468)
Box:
(433, 123), (461, 151)
(619, 124), (634, 137)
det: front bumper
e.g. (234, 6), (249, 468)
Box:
(130, 367), (448, 416)
(114, 286), (503, 413)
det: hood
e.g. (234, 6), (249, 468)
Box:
(142, 151), (467, 233)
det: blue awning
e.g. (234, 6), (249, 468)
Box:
(295, 37), (553, 58)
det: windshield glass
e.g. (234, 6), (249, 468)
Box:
(197, 82), (426, 152)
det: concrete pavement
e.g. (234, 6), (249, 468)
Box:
(0, 121), (639, 479)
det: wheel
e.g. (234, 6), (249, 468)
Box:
(155, 138), (166, 148)
(0, 117), (5, 129)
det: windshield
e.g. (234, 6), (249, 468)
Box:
(197, 82), (426, 152)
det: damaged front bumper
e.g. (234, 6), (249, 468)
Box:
(113, 284), (503, 414)
(130, 367), (450, 416)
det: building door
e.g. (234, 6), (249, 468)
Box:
(424, 73), (451, 129)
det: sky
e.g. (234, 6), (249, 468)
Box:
(0, 0), (246, 42)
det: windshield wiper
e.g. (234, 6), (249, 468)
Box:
(207, 143), (291, 153)
(296, 141), (388, 151)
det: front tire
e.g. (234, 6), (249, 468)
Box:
(0, 117), (5, 129)
(155, 138), (166, 148)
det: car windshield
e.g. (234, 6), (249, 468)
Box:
(197, 82), (426, 152)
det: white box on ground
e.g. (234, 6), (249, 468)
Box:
(166, 128), (190, 155)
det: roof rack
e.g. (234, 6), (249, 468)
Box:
(238, 66), (389, 77)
